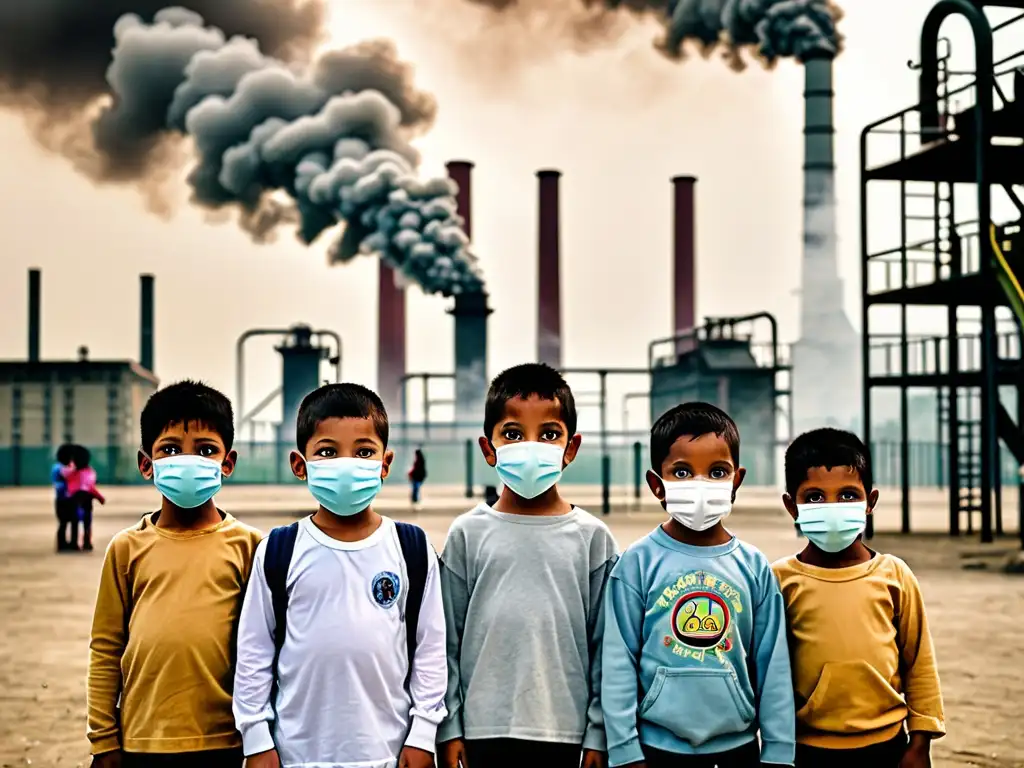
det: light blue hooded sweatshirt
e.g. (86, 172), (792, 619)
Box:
(601, 526), (795, 766)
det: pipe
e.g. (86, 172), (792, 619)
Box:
(537, 169), (562, 367)
(446, 161), (474, 239)
(140, 274), (154, 372)
(672, 176), (697, 334)
(647, 312), (780, 371)
(236, 328), (291, 428)
(315, 329), (343, 382)
(27, 269), (40, 363)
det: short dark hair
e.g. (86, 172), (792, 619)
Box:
(56, 444), (74, 465)
(483, 363), (577, 440)
(650, 402), (740, 471)
(72, 444), (91, 469)
(296, 383), (389, 452)
(140, 380), (234, 455)
(785, 427), (873, 496)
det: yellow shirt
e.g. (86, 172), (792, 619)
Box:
(772, 552), (945, 749)
(87, 512), (263, 755)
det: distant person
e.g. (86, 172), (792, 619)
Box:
(87, 380), (262, 768)
(775, 428), (944, 768)
(65, 445), (105, 552)
(52, 443), (74, 552)
(409, 447), (427, 506)
(233, 383), (446, 768)
(437, 363), (619, 768)
(601, 402), (795, 768)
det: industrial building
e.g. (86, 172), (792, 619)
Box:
(0, 271), (158, 485)
(860, 1), (1024, 544)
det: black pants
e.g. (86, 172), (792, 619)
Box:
(118, 747), (244, 767)
(465, 739), (581, 768)
(643, 740), (760, 768)
(795, 732), (907, 768)
(56, 497), (78, 551)
(75, 491), (94, 550)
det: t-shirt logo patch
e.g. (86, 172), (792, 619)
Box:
(371, 571), (401, 608)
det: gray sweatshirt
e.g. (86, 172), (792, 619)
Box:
(437, 503), (619, 751)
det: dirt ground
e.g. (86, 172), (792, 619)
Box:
(2, 488), (1023, 768)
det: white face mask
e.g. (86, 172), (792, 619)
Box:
(663, 479), (734, 531)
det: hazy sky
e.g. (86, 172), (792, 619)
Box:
(0, 0), (1018, 433)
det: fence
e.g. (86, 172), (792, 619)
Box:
(1, 440), (1020, 490)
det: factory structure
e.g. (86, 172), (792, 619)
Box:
(0, 28), (876, 495)
(0, 272), (159, 485)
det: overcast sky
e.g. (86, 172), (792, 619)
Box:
(0, 0), (1018, 433)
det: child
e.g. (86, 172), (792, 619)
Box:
(52, 443), (74, 552)
(233, 383), (447, 768)
(601, 402), (795, 768)
(437, 363), (619, 768)
(87, 380), (262, 768)
(774, 428), (944, 768)
(63, 445), (106, 552)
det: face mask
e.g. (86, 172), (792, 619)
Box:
(494, 442), (565, 500)
(797, 501), (868, 553)
(151, 455), (223, 509)
(662, 479), (733, 531)
(305, 457), (383, 517)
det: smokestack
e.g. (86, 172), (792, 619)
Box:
(449, 291), (492, 426)
(27, 269), (40, 363)
(791, 53), (860, 432)
(140, 274), (154, 372)
(377, 263), (406, 417)
(537, 170), (562, 368)
(672, 176), (696, 334)
(446, 161), (474, 239)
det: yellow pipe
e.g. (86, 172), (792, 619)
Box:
(989, 223), (1024, 321)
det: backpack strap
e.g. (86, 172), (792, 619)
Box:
(263, 522), (300, 701)
(395, 521), (429, 687)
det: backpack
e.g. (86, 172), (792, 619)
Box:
(263, 520), (429, 695)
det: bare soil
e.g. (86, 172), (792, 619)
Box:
(1, 491), (1022, 768)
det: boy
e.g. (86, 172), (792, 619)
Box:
(52, 443), (74, 552)
(774, 428), (945, 768)
(87, 380), (262, 768)
(602, 402), (795, 768)
(233, 383), (447, 768)
(437, 363), (619, 768)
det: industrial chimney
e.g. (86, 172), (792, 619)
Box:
(377, 263), (406, 417)
(27, 269), (40, 364)
(537, 170), (562, 368)
(672, 176), (697, 335)
(140, 274), (154, 373)
(445, 160), (490, 427)
(791, 53), (860, 433)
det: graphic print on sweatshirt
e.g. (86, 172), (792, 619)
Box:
(372, 571), (401, 608)
(654, 570), (745, 666)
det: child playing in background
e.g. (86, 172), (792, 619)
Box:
(52, 443), (74, 552)
(63, 445), (105, 552)
(437, 363), (619, 768)
(233, 383), (446, 768)
(601, 402), (795, 768)
(87, 380), (262, 768)
(775, 428), (945, 768)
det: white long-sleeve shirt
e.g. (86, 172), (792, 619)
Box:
(233, 516), (447, 768)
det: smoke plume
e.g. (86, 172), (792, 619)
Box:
(454, 0), (843, 65)
(0, 5), (482, 297)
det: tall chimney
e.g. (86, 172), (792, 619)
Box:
(446, 161), (474, 239)
(140, 274), (154, 372)
(445, 160), (489, 426)
(449, 291), (492, 426)
(537, 170), (562, 368)
(791, 53), (860, 432)
(377, 263), (406, 417)
(27, 269), (40, 363)
(672, 176), (697, 334)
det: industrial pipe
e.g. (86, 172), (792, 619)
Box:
(27, 269), (40, 363)
(647, 312), (781, 373)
